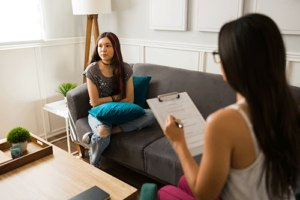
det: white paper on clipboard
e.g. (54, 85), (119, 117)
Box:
(146, 92), (205, 156)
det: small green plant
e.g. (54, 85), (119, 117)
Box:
(7, 127), (31, 144)
(56, 83), (77, 97)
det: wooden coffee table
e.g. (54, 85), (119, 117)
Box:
(0, 134), (137, 200)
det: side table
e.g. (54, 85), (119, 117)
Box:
(42, 100), (73, 153)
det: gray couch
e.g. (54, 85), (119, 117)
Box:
(67, 63), (300, 186)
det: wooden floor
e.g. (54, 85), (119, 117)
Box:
(48, 133), (166, 199)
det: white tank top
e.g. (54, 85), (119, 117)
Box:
(219, 99), (295, 200)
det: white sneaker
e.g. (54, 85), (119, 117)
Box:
(82, 132), (93, 144)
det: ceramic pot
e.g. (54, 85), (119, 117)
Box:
(13, 141), (28, 152)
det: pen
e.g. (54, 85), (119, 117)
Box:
(174, 120), (183, 129)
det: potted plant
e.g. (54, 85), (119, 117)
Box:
(56, 83), (77, 107)
(7, 127), (31, 152)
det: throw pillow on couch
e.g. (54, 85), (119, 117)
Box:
(133, 76), (151, 108)
(89, 102), (146, 124)
(88, 76), (151, 124)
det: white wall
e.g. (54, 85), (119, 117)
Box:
(42, 0), (86, 39)
(0, 0), (87, 139)
(96, 0), (300, 52)
(101, 0), (300, 83)
(0, 0), (300, 139)
(0, 40), (85, 139)
(0, 48), (41, 136)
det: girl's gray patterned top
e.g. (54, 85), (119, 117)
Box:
(83, 62), (133, 97)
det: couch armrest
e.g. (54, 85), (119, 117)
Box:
(67, 83), (91, 143)
(67, 83), (91, 125)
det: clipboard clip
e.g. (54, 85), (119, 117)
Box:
(158, 92), (180, 102)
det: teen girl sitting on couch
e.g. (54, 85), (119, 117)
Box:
(82, 32), (155, 169)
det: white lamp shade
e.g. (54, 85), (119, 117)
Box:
(71, 0), (111, 15)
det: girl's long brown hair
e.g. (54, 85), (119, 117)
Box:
(89, 32), (126, 98)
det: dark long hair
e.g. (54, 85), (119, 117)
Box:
(219, 13), (300, 198)
(90, 32), (126, 98)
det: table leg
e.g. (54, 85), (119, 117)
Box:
(65, 118), (71, 153)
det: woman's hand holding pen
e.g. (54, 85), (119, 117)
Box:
(164, 115), (186, 148)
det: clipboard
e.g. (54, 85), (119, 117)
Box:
(147, 92), (206, 156)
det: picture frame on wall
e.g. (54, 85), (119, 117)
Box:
(150, 0), (188, 31)
(196, 0), (244, 32)
(253, 0), (300, 35)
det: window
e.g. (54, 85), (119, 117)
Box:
(0, 0), (44, 44)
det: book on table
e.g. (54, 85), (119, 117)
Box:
(69, 186), (110, 200)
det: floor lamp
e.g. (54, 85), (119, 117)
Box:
(71, 0), (112, 83)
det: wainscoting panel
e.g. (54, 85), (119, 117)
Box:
(40, 42), (85, 132)
(120, 39), (300, 88)
(145, 47), (199, 71)
(197, 0), (244, 32)
(0, 48), (41, 139)
(205, 52), (222, 75)
(254, 0), (300, 35)
(34, 47), (48, 137)
(150, 0), (188, 31)
(121, 44), (140, 64)
(289, 62), (300, 87)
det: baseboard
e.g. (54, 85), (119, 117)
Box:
(37, 127), (66, 140)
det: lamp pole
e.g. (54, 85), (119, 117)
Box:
(83, 14), (100, 83)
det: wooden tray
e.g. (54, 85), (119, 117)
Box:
(0, 133), (53, 175)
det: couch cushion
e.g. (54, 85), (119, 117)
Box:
(75, 117), (165, 172)
(102, 121), (164, 172)
(144, 136), (202, 185)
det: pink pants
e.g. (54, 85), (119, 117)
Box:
(158, 175), (221, 200)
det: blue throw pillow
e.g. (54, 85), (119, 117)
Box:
(133, 76), (152, 108)
(88, 102), (146, 124)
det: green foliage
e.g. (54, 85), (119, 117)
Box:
(7, 127), (31, 143)
(56, 83), (77, 97)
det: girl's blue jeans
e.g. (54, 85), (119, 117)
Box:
(88, 109), (155, 167)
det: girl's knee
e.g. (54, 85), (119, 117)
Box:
(97, 125), (110, 138)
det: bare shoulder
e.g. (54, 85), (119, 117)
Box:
(207, 107), (241, 124)
(206, 107), (245, 138)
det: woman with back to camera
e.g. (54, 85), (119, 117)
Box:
(82, 32), (155, 169)
(158, 14), (300, 200)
